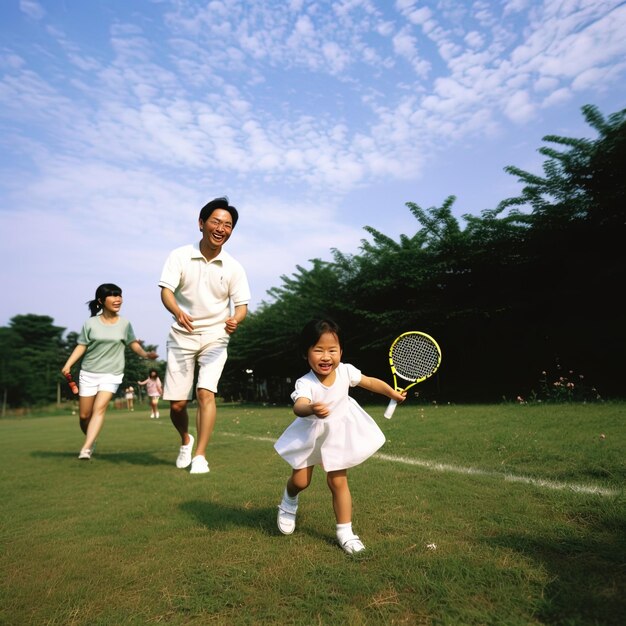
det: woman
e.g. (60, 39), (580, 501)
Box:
(61, 283), (158, 460)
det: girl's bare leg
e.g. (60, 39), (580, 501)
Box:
(287, 466), (314, 497)
(278, 467), (313, 535)
(327, 469), (351, 524)
(328, 469), (365, 553)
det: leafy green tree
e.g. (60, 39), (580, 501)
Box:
(223, 259), (344, 402)
(2, 315), (67, 406)
(493, 104), (626, 396)
(226, 104), (625, 402)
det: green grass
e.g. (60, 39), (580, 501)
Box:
(1, 402), (624, 625)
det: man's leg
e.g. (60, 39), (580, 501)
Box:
(194, 388), (216, 458)
(169, 399), (190, 445)
(162, 330), (197, 465)
(188, 336), (227, 474)
(171, 399), (195, 468)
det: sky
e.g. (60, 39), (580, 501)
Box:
(1, 0), (625, 351)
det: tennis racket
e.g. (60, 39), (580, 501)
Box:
(384, 331), (442, 419)
(64, 372), (79, 395)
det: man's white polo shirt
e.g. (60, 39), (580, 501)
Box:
(159, 243), (250, 335)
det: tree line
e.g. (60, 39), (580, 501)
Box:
(1, 104), (624, 409)
(0, 320), (162, 411)
(221, 104), (625, 405)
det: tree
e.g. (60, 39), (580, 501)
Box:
(227, 104), (626, 402)
(3, 315), (67, 406)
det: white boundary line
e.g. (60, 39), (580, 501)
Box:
(375, 453), (619, 496)
(221, 432), (620, 497)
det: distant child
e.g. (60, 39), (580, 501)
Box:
(138, 369), (163, 419)
(61, 283), (158, 460)
(125, 385), (136, 411)
(274, 318), (406, 554)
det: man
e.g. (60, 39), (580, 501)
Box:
(159, 197), (250, 474)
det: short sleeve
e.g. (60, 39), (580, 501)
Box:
(344, 363), (362, 387)
(125, 321), (137, 345)
(77, 321), (90, 346)
(229, 260), (251, 306)
(290, 376), (314, 403)
(158, 249), (183, 292)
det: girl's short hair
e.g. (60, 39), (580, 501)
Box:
(87, 283), (122, 316)
(299, 318), (341, 356)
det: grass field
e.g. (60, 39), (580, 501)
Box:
(1, 401), (624, 625)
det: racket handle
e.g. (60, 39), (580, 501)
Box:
(384, 399), (398, 419)
(64, 373), (79, 395)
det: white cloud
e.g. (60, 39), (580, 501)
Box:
(19, 0), (45, 20)
(541, 87), (571, 108)
(1, 0), (625, 342)
(504, 90), (536, 123)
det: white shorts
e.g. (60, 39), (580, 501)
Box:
(163, 329), (229, 400)
(79, 370), (123, 397)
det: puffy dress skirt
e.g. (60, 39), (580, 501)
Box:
(274, 397), (385, 471)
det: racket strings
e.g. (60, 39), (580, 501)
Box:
(391, 336), (440, 381)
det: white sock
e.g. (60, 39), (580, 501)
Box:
(336, 522), (354, 544)
(280, 489), (299, 514)
(282, 488), (298, 506)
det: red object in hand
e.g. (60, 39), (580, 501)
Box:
(64, 372), (79, 395)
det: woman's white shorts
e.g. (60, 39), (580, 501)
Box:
(79, 370), (123, 397)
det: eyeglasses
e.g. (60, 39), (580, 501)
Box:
(206, 218), (233, 231)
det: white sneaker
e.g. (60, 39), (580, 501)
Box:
(277, 499), (298, 535)
(155, 412), (160, 419)
(150, 413), (155, 419)
(78, 448), (92, 460)
(340, 535), (366, 554)
(175, 434), (194, 468)
(189, 455), (210, 474)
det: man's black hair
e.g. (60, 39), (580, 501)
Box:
(199, 196), (239, 227)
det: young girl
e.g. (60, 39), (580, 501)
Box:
(125, 385), (136, 411)
(61, 283), (158, 460)
(138, 368), (163, 419)
(274, 318), (406, 554)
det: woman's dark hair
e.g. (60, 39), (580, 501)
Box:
(148, 369), (159, 377)
(299, 318), (341, 356)
(87, 283), (122, 316)
(199, 196), (239, 227)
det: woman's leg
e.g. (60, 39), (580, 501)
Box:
(78, 395), (96, 435)
(81, 390), (114, 451)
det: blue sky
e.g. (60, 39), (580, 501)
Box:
(1, 0), (625, 350)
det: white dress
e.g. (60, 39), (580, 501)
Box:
(274, 363), (386, 471)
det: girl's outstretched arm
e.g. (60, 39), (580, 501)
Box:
(358, 375), (406, 404)
(129, 340), (158, 360)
